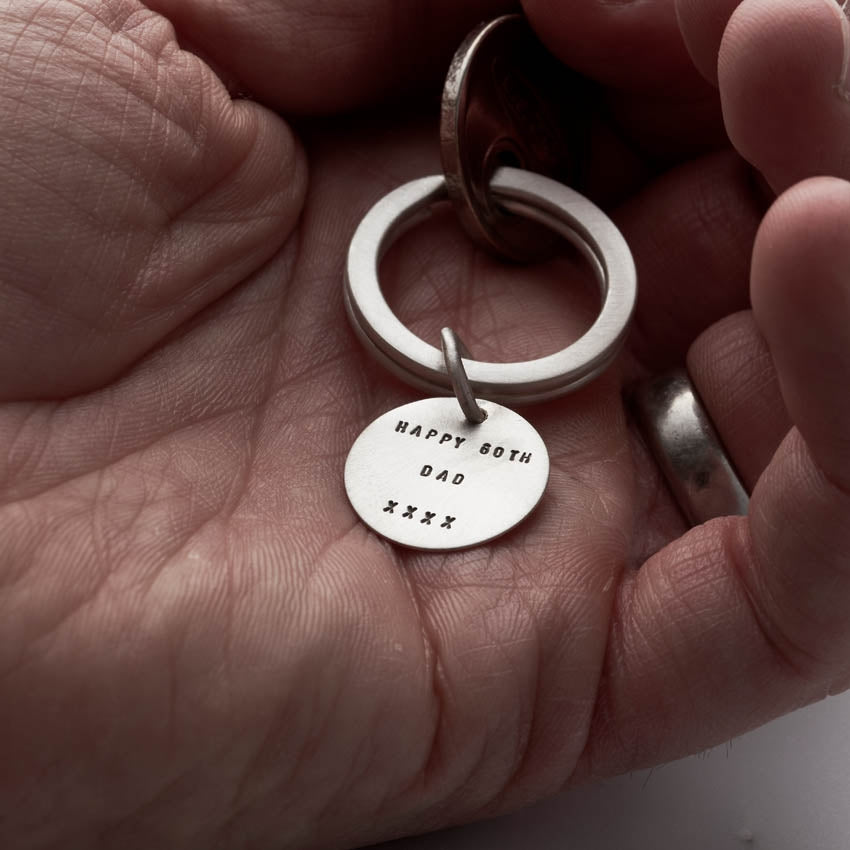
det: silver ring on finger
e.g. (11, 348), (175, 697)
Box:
(632, 370), (750, 526)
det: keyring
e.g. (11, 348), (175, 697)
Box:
(343, 165), (637, 551)
(345, 166), (637, 405)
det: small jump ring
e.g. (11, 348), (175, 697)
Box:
(440, 328), (487, 424)
(345, 166), (637, 405)
(632, 370), (749, 526)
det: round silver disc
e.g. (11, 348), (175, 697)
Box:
(441, 14), (592, 261)
(345, 397), (549, 551)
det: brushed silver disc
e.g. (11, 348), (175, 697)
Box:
(345, 397), (549, 551)
(441, 14), (592, 261)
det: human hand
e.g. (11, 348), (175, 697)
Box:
(2, 0), (850, 847)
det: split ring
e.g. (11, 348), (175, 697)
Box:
(345, 166), (637, 405)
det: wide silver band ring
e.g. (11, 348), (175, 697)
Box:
(633, 371), (750, 526)
(345, 166), (637, 404)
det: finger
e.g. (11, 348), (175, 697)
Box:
(719, 0), (850, 193)
(143, 0), (515, 113)
(523, 0), (726, 161)
(687, 312), (791, 491)
(0, 0), (306, 401)
(751, 178), (850, 485)
(523, 0), (725, 159)
(601, 86), (727, 162)
(575, 178), (850, 780)
(675, 0), (740, 84)
(619, 152), (764, 372)
(522, 0), (700, 93)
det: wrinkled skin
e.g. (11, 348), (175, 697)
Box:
(3, 0), (850, 847)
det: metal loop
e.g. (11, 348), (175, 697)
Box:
(345, 166), (637, 404)
(440, 328), (487, 424)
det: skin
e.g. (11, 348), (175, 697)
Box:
(2, 0), (850, 847)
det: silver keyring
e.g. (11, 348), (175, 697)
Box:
(345, 166), (637, 405)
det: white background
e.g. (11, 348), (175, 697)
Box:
(376, 693), (850, 849)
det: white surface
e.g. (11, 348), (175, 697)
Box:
(379, 692), (850, 849)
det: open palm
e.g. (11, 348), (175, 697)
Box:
(3, 0), (850, 847)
